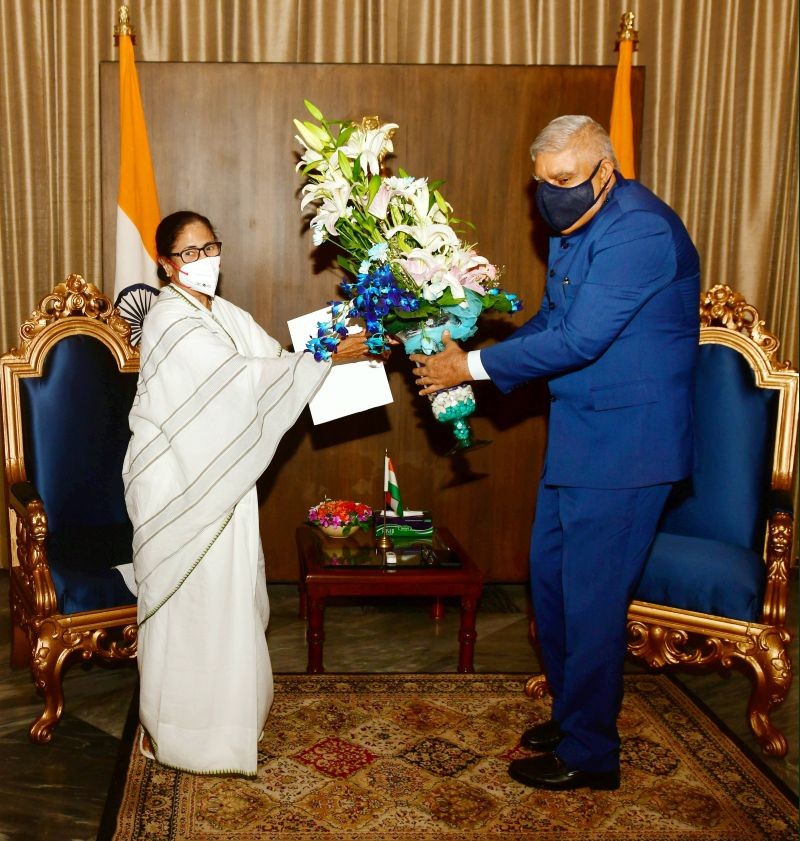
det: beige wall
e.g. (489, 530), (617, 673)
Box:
(0, 1), (797, 572)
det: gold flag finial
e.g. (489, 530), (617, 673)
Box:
(114, 4), (136, 46)
(615, 11), (638, 50)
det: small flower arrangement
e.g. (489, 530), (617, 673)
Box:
(307, 499), (373, 536)
(294, 100), (522, 360)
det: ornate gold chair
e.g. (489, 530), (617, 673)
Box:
(527, 285), (797, 757)
(2, 275), (139, 742)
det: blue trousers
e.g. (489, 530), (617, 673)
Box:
(529, 481), (671, 772)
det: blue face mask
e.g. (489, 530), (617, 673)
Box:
(536, 160), (611, 232)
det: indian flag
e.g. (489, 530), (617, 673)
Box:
(384, 454), (405, 516)
(609, 14), (637, 179)
(113, 24), (161, 343)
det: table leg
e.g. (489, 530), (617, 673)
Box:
(306, 596), (325, 674)
(457, 595), (478, 673)
(430, 597), (445, 621)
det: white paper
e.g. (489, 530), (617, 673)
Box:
(287, 307), (394, 424)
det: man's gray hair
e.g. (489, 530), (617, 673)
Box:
(530, 115), (619, 169)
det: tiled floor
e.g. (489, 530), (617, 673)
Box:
(0, 571), (796, 841)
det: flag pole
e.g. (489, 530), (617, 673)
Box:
(376, 450), (392, 551)
(609, 11), (639, 179)
(112, 2), (162, 343)
(114, 4), (135, 45)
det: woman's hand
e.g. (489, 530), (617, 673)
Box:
(332, 333), (390, 364)
(409, 331), (472, 395)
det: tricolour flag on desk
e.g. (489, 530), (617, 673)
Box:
(113, 20), (161, 344)
(384, 454), (405, 516)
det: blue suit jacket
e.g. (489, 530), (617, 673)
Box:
(481, 176), (700, 489)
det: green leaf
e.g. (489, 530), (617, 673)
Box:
(336, 254), (358, 274)
(490, 297), (513, 312)
(352, 155), (362, 182)
(336, 123), (355, 147)
(436, 289), (467, 307)
(433, 189), (449, 215)
(304, 99), (324, 121)
(384, 311), (429, 333)
(337, 150), (353, 180)
(393, 231), (412, 252)
(398, 167), (409, 178)
(367, 173), (382, 206)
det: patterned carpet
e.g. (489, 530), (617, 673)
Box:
(108, 674), (798, 840)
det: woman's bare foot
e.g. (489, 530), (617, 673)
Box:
(139, 728), (155, 759)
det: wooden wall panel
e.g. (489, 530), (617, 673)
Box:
(100, 63), (644, 581)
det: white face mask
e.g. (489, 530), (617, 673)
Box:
(177, 255), (221, 297)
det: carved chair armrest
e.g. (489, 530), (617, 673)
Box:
(768, 488), (794, 517)
(762, 494), (794, 627)
(10, 480), (42, 508)
(8, 481), (58, 617)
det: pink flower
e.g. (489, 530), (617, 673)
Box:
(367, 183), (393, 219)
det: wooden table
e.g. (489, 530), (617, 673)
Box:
(295, 525), (484, 674)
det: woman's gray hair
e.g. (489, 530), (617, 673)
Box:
(530, 115), (619, 169)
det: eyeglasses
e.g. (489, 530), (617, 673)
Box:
(169, 241), (222, 263)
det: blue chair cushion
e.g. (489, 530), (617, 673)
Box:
(48, 523), (136, 614)
(635, 531), (764, 622)
(659, 344), (778, 551)
(19, 334), (138, 535)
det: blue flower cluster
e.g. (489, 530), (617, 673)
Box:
(306, 263), (419, 360)
(306, 307), (350, 361)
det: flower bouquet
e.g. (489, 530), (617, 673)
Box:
(307, 499), (373, 538)
(294, 100), (522, 453)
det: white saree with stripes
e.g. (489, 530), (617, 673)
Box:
(123, 284), (329, 775)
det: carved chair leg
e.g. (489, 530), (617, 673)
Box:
(9, 587), (31, 668)
(738, 628), (792, 757)
(10, 619), (30, 668)
(525, 673), (550, 698)
(524, 614), (552, 698)
(28, 626), (72, 744)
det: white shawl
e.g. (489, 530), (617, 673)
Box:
(123, 285), (329, 620)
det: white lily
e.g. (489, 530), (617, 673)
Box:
(296, 144), (331, 173)
(366, 176), (421, 219)
(367, 183), (393, 220)
(313, 186), (353, 236)
(449, 246), (489, 272)
(398, 248), (445, 287)
(406, 182), (448, 224)
(301, 170), (350, 211)
(384, 175), (428, 197)
(300, 182), (326, 211)
(423, 268), (466, 304)
(340, 123), (399, 176)
(449, 246), (498, 292)
(386, 219), (460, 253)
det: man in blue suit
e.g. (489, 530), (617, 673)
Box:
(410, 115), (699, 790)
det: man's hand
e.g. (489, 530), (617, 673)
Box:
(409, 331), (472, 395)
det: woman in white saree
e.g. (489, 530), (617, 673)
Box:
(123, 211), (367, 775)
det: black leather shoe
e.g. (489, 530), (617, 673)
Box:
(508, 753), (620, 791)
(519, 719), (562, 752)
